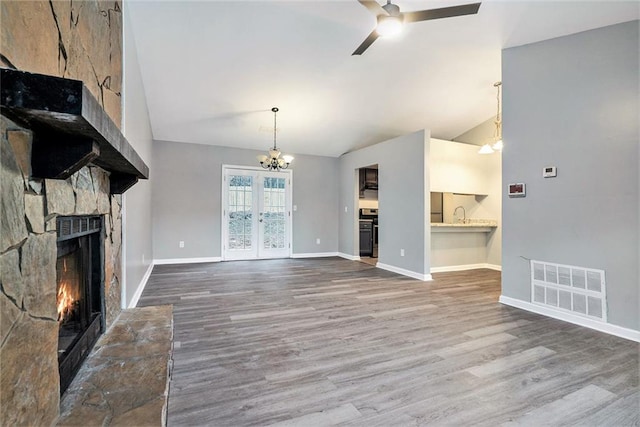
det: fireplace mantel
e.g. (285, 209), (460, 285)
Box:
(0, 68), (149, 193)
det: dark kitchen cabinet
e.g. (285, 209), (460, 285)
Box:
(359, 168), (378, 198)
(359, 221), (373, 256)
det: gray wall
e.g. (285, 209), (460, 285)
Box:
(339, 130), (430, 277)
(151, 140), (339, 260)
(122, 5), (154, 307)
(502, 21), (639, 330)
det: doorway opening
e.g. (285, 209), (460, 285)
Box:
(222, 166), (292, 261)
(357, 164), (379, 265)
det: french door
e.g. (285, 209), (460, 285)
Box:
(222, 167), (292, 260)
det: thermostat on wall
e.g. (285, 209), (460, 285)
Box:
(543, 166), (557, 178)
(508, 183), (526, 198)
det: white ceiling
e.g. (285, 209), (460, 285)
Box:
(127, 0), (639, 157)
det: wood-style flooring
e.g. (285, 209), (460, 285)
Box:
(137, 257), (639, 426)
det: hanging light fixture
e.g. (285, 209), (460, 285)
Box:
(479, 81), (503, 154)
(256, 107), (293, 171)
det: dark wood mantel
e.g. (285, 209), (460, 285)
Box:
(0, 68), (149, 194)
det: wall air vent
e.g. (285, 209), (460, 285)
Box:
(531, 260), (607, 322)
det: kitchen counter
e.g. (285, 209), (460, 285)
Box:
(431, 220), (497, 233)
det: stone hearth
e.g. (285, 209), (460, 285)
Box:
(58, 305), (173, 426)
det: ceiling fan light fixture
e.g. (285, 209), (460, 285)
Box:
(352, 1), (481, 55)
(376, 14), (404, 37)
(492, 139), (503, 151)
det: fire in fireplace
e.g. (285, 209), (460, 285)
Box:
(57, 256), (81, 323)
(56, 216), (105, 395)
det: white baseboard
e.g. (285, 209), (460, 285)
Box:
(499, 295), (640, 343)
(376, 262), (433, 282)
(338, 252), (361, 261)
(128, 262), (154, 308)
(153, 257), (222, 265)
(291, 252), (339, 259)
(430, 263), (502, 273)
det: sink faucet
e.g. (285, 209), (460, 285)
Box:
(453, 206), (466, 223)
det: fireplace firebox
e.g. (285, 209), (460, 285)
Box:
(56, 216), (105, 395)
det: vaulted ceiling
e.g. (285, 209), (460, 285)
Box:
(127, 1), (639, 157)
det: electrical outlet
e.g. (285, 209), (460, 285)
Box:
(344, 206), (348, 212)
(400, 249), (405, 257)
(179, 241), (185, 248)
(142, 253), (145, 263)
(293, 205), (297, 211)
(316, 238), (321, 245)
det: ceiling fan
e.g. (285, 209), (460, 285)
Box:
(352, 0), (481, 55)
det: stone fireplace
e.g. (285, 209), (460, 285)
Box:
(0, 66), (148, 427)
(0, 2), (153, 424)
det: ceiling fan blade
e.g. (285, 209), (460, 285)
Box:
(403, 3), (481, 23)
(352, 29), (379, 55)
(357, 0), (387, 16)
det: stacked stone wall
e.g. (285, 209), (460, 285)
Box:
(1, 0), (123, 125)
(0, 1), (123, 424)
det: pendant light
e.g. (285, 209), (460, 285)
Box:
(256, 107), (293, 171)
(479, 81), (503, 154)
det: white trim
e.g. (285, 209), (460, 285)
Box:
(128, 262), (154, 308)
(376, 262), (433, 282)
(338, 252), (361, 261)
(499, 295), (640, 343)
(153, 257), (222, 265)
(291, 252), (339, 258)
(223, 164), (271, 172)
(430, 263), (502, 273)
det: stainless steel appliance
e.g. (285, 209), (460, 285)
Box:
(359, 208), (378, 258)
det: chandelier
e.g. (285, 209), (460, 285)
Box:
(479, 81), (503, 154)
(257, 107), (293, 171)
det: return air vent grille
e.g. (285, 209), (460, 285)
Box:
(531, 260), (606, 322)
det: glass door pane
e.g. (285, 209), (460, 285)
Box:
(260, 176), (287, 254)
(225, 172), (257, 259)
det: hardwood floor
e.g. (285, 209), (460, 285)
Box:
(138, 257), (639, 426)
